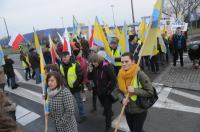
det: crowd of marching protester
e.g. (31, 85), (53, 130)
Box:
(0, 27), (189, 132)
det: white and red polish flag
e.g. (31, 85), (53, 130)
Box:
(8, 33), (24, 49)
(57, 28), (72, 55)
(88, 25), (94, 48)
(63, 28), (71, 54)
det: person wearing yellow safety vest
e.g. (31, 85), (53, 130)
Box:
(110, 40), (121, 75)
(117, 52), (154, 132)
(20, 51), (31, 80)
(59, 51), (87, 123)
(150, 38), (160, 74)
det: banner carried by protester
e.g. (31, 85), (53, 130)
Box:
(93, 17), (115, 64)
(49, 35), (60, 64)
(39, 46), (49, 113)
(170, 19), (188, 31)
(34, 31), (40, 55)
(139, 0), (162, 57)
(118, 22), (129, 54)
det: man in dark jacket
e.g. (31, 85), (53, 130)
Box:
(28, 48), (41, 84)
(129, 35), (141, 63)
(3, 55), (19, 89)
(43, 45), (52, 65)
(172, 27), (187, 67)
(59, 51), (86, 123)
(88, 51), (117, 132)
(80, 38), (90, 59)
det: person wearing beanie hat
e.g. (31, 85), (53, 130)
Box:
(110, 39), (121, 75)
(88, 52), (117, 132)
(60, 50), (87, 123)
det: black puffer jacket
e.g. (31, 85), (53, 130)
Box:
(3, 58), (15, 77)
(88, 60), (117, 96)
(28, 51), (40, 69)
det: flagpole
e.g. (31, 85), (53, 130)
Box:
(110, 5), (116, 27)
(114, 17), (153, 132)
(131, 0), (135, 30)
(0, 17), (10, 38)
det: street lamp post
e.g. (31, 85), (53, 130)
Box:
(0, 17), (9, 38)
(131, 0), (135, 30)
(110, 5), (116, 27)
(60, 17), (64, 28)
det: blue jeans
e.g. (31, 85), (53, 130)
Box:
(34, 68), (41, 84)
(73, 92), (86, 117)
(10, 76), (16, 87)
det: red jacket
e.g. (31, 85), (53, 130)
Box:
(76, 56), (89, 84)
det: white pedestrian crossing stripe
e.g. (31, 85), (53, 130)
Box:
(5, 86), (43, 104)
(16, 105), (40, 126)
(14, 69), (25, 81)
(112, 83), (200, 132)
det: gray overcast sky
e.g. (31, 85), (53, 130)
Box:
(0, 0), (156, 36)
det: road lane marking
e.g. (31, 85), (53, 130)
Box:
(171, 89), (200, 102)
(16, 105), (40, 126)
(112, 86), (200, 132)
(20, 79), (42, 87)
(157, 87), (172, 102)
(14, 69), (25, 81)
(5, 86), (43, 104)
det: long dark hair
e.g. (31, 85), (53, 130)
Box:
(46, 71), (64, 88)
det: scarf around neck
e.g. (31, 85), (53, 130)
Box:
(48, 87), (62, 97)
(117, 64), (139, 94)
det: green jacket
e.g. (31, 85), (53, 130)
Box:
(125, 70), (154, 114)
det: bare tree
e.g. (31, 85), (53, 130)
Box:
(163, 0), (200, 22)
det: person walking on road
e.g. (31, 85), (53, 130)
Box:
(3, 55), (19, 89)
(20, 51), (31, 80)
(110, 39), (122, 75)
(46, 71), (78, 132)
(28, 48), (41, 84)
(59, 51), (87, 123)
(117, 52), (154, 132)
(88, 51), (117, 132)
(172, 27), (187, 67)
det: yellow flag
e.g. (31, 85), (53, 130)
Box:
(138, 20), (145, 43)
(93, 17), (112, 57)
(115, 26), (121, 40)
(118, 22), (129, 54)
(34, 31), (40, 55)
(119, 28), (126, 53)
(139, 0), (162, 56)
(104, 24), (111, 35)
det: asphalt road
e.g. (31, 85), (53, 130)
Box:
(4, 52), (200, 132)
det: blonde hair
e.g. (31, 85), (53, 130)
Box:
(88, 53), (104, 63)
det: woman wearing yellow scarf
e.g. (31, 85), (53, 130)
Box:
(117, 52), (154, 132)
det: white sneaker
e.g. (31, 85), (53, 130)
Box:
(82, 96), (86, 102)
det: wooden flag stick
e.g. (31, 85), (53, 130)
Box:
(114, 54), (142, 132)
(45, 114), (48, 132)
(114, 17), (153, 132)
